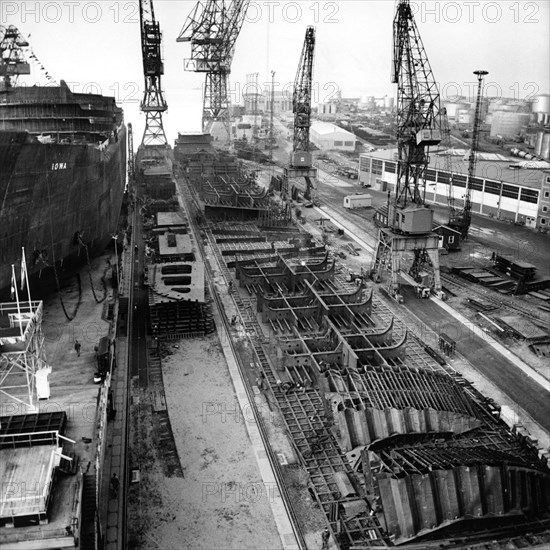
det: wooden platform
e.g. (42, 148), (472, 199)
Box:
(0, 445), (58, 520)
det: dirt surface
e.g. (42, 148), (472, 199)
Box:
(127, 335), (283, 550)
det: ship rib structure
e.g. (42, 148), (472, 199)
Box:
(174, 133), (550, 548)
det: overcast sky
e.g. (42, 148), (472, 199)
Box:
(2, 0), (549, 143)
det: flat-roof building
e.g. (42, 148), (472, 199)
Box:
(310, 122), (357, 152)
(359, 148), (550, 229)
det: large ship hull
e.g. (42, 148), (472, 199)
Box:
(0, 126), (127, 296)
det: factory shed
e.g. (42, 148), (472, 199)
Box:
(310, 122), (357, 152)
(343, 194), (372, 209)
(433, 224), (461, 251)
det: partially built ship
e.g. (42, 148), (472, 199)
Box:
(0, 26), (127, 296)
(171, 131), (550, 549)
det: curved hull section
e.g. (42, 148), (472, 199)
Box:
(0, 127), (127, 295)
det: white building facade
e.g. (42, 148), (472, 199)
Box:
(310, 122), (357, 152)
(359, 150), (550, 230)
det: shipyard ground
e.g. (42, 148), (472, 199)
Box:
(124, 135), (550, 548)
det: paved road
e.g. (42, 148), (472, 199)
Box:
(400, 284), (550, 431)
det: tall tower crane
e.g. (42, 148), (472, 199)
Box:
(177, 0), (250, 137)
(285, 26), (317, 201)
(391, 0), (442, 208)
(448, 70), (488, 239)
(372, 0), (442, 301)
(139, 0), (168, 147)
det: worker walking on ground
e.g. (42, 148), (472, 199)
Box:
(321, 527), (330, 550)
(74, 340), (81, 357)
(111, 473), (120, 496)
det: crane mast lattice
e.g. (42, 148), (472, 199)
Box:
(448, 69), (488, 239)
(391, 0), (442, 210)
(285, 26), (317, 201)
(372, 0), (442, 300)
(177, 0), (250, 137)
(139, 0), (168, 147)
(0, 25), (30, 87)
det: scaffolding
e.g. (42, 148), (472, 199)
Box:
(0, 301), (49, 413)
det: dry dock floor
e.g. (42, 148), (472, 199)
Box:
(128, 333), (284, 550)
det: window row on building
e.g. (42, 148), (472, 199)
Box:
(359, 157), (539, 204)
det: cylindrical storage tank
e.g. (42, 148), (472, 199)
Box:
(490, 112), (531, 137)
(384, 96), (395, 110)
(443, 102), (468, 118)
(535, 131), (550, 160)
(531, 94), (550, 114)
(488, 100), (505, 113)
(457, 109), (472, 125)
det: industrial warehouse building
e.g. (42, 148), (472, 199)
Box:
(359, 149), (550, 230)
(310, 121), (357, 152)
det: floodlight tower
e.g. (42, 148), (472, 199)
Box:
(448, 70), (488, 239)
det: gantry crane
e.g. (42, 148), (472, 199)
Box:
(139, 0), (168, 147)
(285, 26), (317, 201)
(448, 70), (488, 239)
(372, 0), (443, 301)
(177, 0), (250, 137)
(0, 25), (30, 87)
